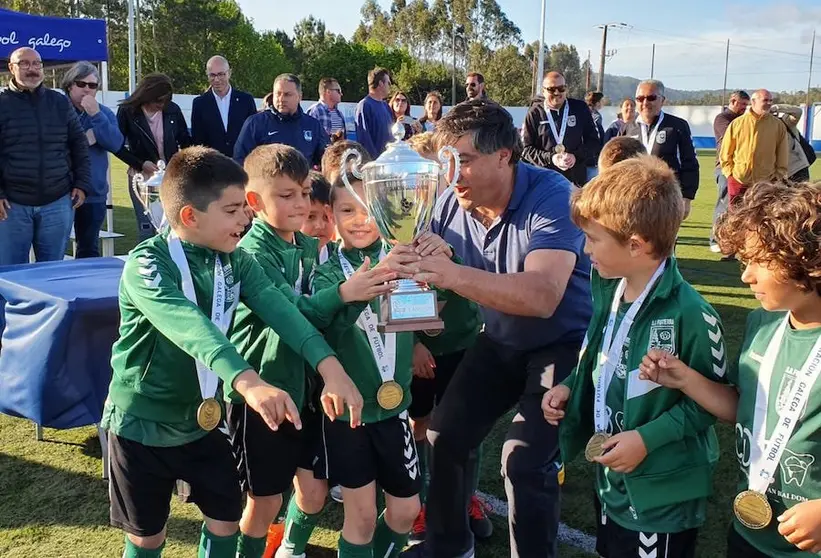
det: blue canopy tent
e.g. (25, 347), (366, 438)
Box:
(0, 8), (115, 234)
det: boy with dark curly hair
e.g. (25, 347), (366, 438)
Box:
(640, 180), (821, 557)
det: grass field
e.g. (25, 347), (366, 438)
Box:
(0, 153), (818, 558)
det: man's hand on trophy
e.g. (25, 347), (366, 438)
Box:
(414, 231), (453, 258)
(375, 244), (421, 278)
(412, 253), (460, 290)
(339, 256), (398, 303)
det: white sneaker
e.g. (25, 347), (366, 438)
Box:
(330, 484), (344, 503)
(709, 244), (721, 253)
(274, 546), (305, 558)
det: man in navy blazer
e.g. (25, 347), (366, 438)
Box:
(191, 55), (258, 157)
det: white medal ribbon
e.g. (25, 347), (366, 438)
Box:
(541, 101), (569, 147)
(293, 260), (304, 295)
(319, 244), (330, 264)
(337, 245), (396, 385)
(639, 111), (665, 152)
(747, 314), (821, 494)
(594, 262), (666, 432)
(167, 232), (238, 400)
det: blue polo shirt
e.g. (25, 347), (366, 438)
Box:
(431, 162), (592, 351)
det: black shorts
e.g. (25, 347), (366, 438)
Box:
(227, 402), (308, 497)
(593, 495), (698, 558)
(298, 374), (327, 477)
(409, 350), (464, 419)
(318, 411), (422, 498)
(726, 524), (771, 558)
(108, 431), (242, 537)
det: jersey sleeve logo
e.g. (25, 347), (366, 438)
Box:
(136, 255), (161, 288)
(702, 312), (727, 377)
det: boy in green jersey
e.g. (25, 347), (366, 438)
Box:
(311, 173), (451, 558)
(543, 156), (727, 558)
(404, 133), (490, 543)
(640, 181), (821, 557)
(228, 144), (396, 558)
(103, 146), (355, 558)
(301, 171), (336, 264)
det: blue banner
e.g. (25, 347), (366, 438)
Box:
(0, 8), (108, 62)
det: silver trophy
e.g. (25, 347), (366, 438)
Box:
(131, 160), (167, 231)
(340, 123), (460, 332)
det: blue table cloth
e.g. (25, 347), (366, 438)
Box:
(0, 258), (123, 428)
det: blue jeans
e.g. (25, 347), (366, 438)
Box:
(0, 194), (74, 265)
(710, 168), (729, 245)
(73, 201), (107, 258)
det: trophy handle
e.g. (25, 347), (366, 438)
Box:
(339, 148), (371, 216)
(437, 145), (461, 190)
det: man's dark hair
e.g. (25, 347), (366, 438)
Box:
(434, 100), (522, 165)
(318, 77), (339, 95)
(466, 72), (485, 84)
(730, 90), (751, 101)
(244, 144), (310, 189)
(598, 137), (646, 170)
(274, 73), (302, 94)
(368, 67), (391, 90)
(585, 91), (604, 107)
(160, 146), (248, 228)
(308, 170), (331, 205)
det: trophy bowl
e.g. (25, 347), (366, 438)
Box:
(131, 160), (167, 232)
(340, 124), (460, 332)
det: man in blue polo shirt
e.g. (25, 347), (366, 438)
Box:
(402, 100), (592, 558)
(233, 73), (328, 166)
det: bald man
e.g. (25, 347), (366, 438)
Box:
(720, 88), (788, 204)
(190, 55), (258, 157)
(0, 47), (90, 264)
(522, 71), (600, 186)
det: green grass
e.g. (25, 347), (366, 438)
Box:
(0, 153), (818, 557)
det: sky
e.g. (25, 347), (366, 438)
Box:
(237, 0), (820, 93)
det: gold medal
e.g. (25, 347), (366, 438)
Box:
(734, 490), (773, 530)
(423, 329), (442, 337)
(584, 432), (611, 462)
(554, 144), (566, 155)
(376, 381), (404, 410)
(197, 398), (222, 431)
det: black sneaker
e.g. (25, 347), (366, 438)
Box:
(399, 541), (430, 557)
(468, 494), (493, 540)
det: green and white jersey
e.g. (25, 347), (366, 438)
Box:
(730, 309), (821, 557)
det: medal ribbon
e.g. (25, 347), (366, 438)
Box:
(168, 232), (238, 400)
(541, 101), (569, 147)
(748, 314), (821, 494)
(639, 111), (665, 152)
(594, 262), (666, 432)
(337, 245), (396, 385)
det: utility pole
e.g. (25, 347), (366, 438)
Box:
(721, 39), (730, 107)
(135, 0), (142, 81)
(807, 29), (816, 135)
(650, 43), (655, 78)
(595, 22), (628, 93)
(127, 0), (136, 93)
(585, 50), (591, 91)
(451, 23), (457, 106)
(536, 0), (547, 89)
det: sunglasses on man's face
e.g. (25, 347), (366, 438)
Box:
(74, 80), (99, 90)
(636, 95), (659, 103)
(544, 86), (567, 94)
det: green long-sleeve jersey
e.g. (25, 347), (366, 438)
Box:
(560, 257), (726, 532)
(102, 231), (335, 447)
(230, 220), (346, 408)
(312, 240), (414, 424)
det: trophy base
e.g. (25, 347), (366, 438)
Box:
(378, 284), (443, 333)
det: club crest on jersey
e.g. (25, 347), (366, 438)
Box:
(304, 130), (313, 142)
(567, 115), (577, 127)
(648, 319), (675, 354)
(781, 448), (814, 487)
(656, 130), (667, 144)
(616, 337), (630, 379)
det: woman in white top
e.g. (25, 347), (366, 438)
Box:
(418, 91), (444, 132)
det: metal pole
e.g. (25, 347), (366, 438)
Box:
(650, 43), (655, 78)
(598, 25), (608, 92)
(127, 0), (136, 93)
(585, 50), (591, 91)
(451, 24), (456, 106)
(536, 0), (546, 89)
(722, 39), (730, 107)
(807, 29), (816, 137)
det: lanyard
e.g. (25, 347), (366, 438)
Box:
(594, 263), (666, 432)
(640, 111), (665, 152)
(748, 315), (821, 493)
(337, 245), (396, 384)
(542, 101), (569, 146)
(167, 232), (238, 399)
